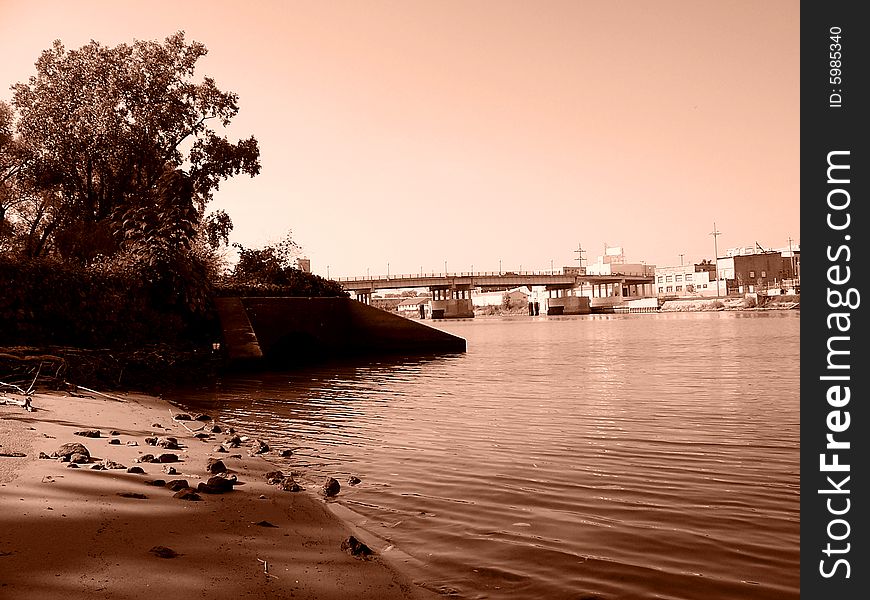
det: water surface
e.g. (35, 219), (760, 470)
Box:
(173, 311), (799, 599)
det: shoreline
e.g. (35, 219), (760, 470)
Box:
(0, 390), (438, 599)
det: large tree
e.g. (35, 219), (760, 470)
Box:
(10, 31), (259, 263)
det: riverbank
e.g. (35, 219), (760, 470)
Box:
(0, 391), (437, 599)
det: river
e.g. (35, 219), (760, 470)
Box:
(171, 310), (799, 600)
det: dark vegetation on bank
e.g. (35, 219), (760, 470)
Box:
(0, 32), (346, 393)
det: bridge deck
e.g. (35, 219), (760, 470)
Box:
(336, 272), (653, 292)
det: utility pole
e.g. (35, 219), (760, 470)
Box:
(788, 236), (797, 283)
(710, 222), (722, 297)
(679, 253), (684, 266)
(574, 243), (586, 270)
(327, 265), (330, 279)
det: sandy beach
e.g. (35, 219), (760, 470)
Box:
(0, 390), (438, 599)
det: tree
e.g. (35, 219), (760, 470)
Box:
(224, 232), (347, 297)
(10, 31), (260, 263)
(0, 101), (33, 248)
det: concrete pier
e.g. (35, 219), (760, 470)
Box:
(216, 297), (466, 366)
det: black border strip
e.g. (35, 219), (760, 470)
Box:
(801, 1), (868, 597)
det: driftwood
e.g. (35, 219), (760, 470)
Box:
(66, 384), (126, 403)
(1, 363), (39, 411)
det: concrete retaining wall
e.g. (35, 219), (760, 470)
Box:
(223, 297), (466, 364)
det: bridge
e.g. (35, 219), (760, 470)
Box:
(335, 270), (656, 318)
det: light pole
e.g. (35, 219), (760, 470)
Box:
(679, 253), (684, 266)
(387, 262), (390, 278)
(444, 260), (447, 275)
(327, 265), (330, 279)
(710, 222), (722, 296)
(499, 259), (502, 274)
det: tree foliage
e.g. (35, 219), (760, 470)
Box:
(8, 31), (260, 263)
(220, 233), (347, 297)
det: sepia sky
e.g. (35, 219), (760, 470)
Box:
(0, 0), (799, 277)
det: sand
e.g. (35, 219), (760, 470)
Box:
(0, 391), (438, 599)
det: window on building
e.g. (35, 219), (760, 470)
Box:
(676, 285), (682, 291)
(761, 270), (766, 278)
(749, 271), (755, 278)
(658, 287), (664, 293)
(702, 284), (707, 288)
(665, 275), (673, 282)
(685, 273), (693, 281)
(666, 286), (673, 292)
(675, 274), (683, 282)
(657, 276), (664, 283)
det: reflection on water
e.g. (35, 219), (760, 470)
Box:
(173, 311), (799, 600)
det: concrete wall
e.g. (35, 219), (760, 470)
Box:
(236, 297), (466, 362)
(547, 296), (591, 315)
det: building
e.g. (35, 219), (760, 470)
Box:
(715, 243), (800, 295)
(654, 263), (719, 297)
(726, 252), (799, 295)
(397, 296), (431, 318)
(585, 245), (655, 277)
(471, 288), (529, 308)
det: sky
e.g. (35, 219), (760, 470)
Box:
(0, 0), (799, 278)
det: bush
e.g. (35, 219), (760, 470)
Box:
(0, 256), (215, 348)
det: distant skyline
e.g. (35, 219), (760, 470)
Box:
(0, 0), (799, 277)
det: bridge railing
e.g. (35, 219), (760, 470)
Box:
(335, 270), (571, 282)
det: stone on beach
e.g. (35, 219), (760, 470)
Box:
(197, 476), (235, 494)
(74, 430), (101, 438)
(52, 442), (90, 461)
(280, 478), (302, 492)
(347, 476), (362, 485)
(127, 466), (145, 474)
(156, 453), (179, 463)
(166, 479), (190, 492)
(206, 458), (227, 474)
(137, 454), (155, 463)
(341, 535), (373, 558)
(249, 439), (269, 455)
(108, 438), (121, 445)
(254, 520), (278, 527)
(173, 413), (192, 421)
(172, 488), (202, 501)
(265, 471), (284, 485)
(157, 437), (180, 449)
(322, 477), (341, 497)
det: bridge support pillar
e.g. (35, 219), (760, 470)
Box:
(429, 283), (474, 319)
